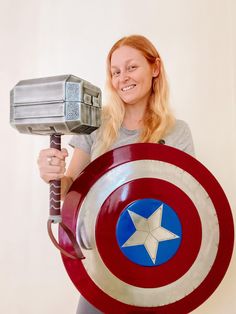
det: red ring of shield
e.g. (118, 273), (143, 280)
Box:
(96, 177), (202, 288)
(60, 143), (234, 314)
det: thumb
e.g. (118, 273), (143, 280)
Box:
(61, 148), (69, 157)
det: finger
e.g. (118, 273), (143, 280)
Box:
(40, 164), (66, 174)
(41, 172), (65, 183)
(61, 148), (68, 157)
(39, 148), (67, 160)
(48, 157), (66, 167)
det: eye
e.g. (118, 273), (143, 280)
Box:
(127, 65), (137, 72)
(111, 70), (120, 77)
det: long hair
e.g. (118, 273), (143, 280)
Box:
(92, 35), (175, 159)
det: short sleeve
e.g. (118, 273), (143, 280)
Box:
(164, 120), (195, 156)
(69, 130), (98, 155)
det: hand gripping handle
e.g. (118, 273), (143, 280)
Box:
(48, 134), (85, 260)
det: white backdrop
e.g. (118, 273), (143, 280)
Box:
(0, 0), (235, 313)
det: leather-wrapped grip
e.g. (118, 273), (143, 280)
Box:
(49, 134), (61, 219)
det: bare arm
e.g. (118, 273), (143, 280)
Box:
(61, 148), (90, 199)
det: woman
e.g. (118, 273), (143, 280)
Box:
(38, 35), (194, 313)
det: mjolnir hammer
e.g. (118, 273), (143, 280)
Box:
(10, 74), (101, 259)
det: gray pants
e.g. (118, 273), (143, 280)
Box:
(76, 296), (103, 314)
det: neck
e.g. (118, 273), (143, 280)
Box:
(122, 102), (147, 130)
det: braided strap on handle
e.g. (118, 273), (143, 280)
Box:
(47, 220), (85, 259)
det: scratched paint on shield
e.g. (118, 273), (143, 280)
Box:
(116, 199), (182, 266)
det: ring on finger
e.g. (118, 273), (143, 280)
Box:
(47, 157), (53, 166)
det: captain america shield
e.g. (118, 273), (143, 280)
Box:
(59, 143), (234, 313)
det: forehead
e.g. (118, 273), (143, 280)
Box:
(110, 45), (146, 67)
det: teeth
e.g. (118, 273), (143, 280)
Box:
(122, 85), (135, 91)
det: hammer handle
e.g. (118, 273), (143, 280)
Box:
(48, 134), (85, 259)
(49, 134), (61, 221)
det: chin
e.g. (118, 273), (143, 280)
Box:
(121, 96), (138, 105)
(123, 100), (136, 106)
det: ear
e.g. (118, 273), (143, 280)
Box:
(152, 58), (160, 78)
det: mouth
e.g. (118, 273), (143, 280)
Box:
(121, 84), (136, 92)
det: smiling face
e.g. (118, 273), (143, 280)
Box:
(110, 45), (159, 108)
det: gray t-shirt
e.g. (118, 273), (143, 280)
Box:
(69, 119), (195, 157)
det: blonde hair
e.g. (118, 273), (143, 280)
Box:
(92, 35), (175, 158)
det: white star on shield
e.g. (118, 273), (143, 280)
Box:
(122, 204), (179, 264)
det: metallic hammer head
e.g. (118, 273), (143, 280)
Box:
(10, 74), (102, 135)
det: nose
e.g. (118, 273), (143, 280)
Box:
(119, 71), (129, 82)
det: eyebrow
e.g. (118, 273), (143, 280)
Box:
(110, 59), (136, 69)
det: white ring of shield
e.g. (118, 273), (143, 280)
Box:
(76, 160), (219, 307)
